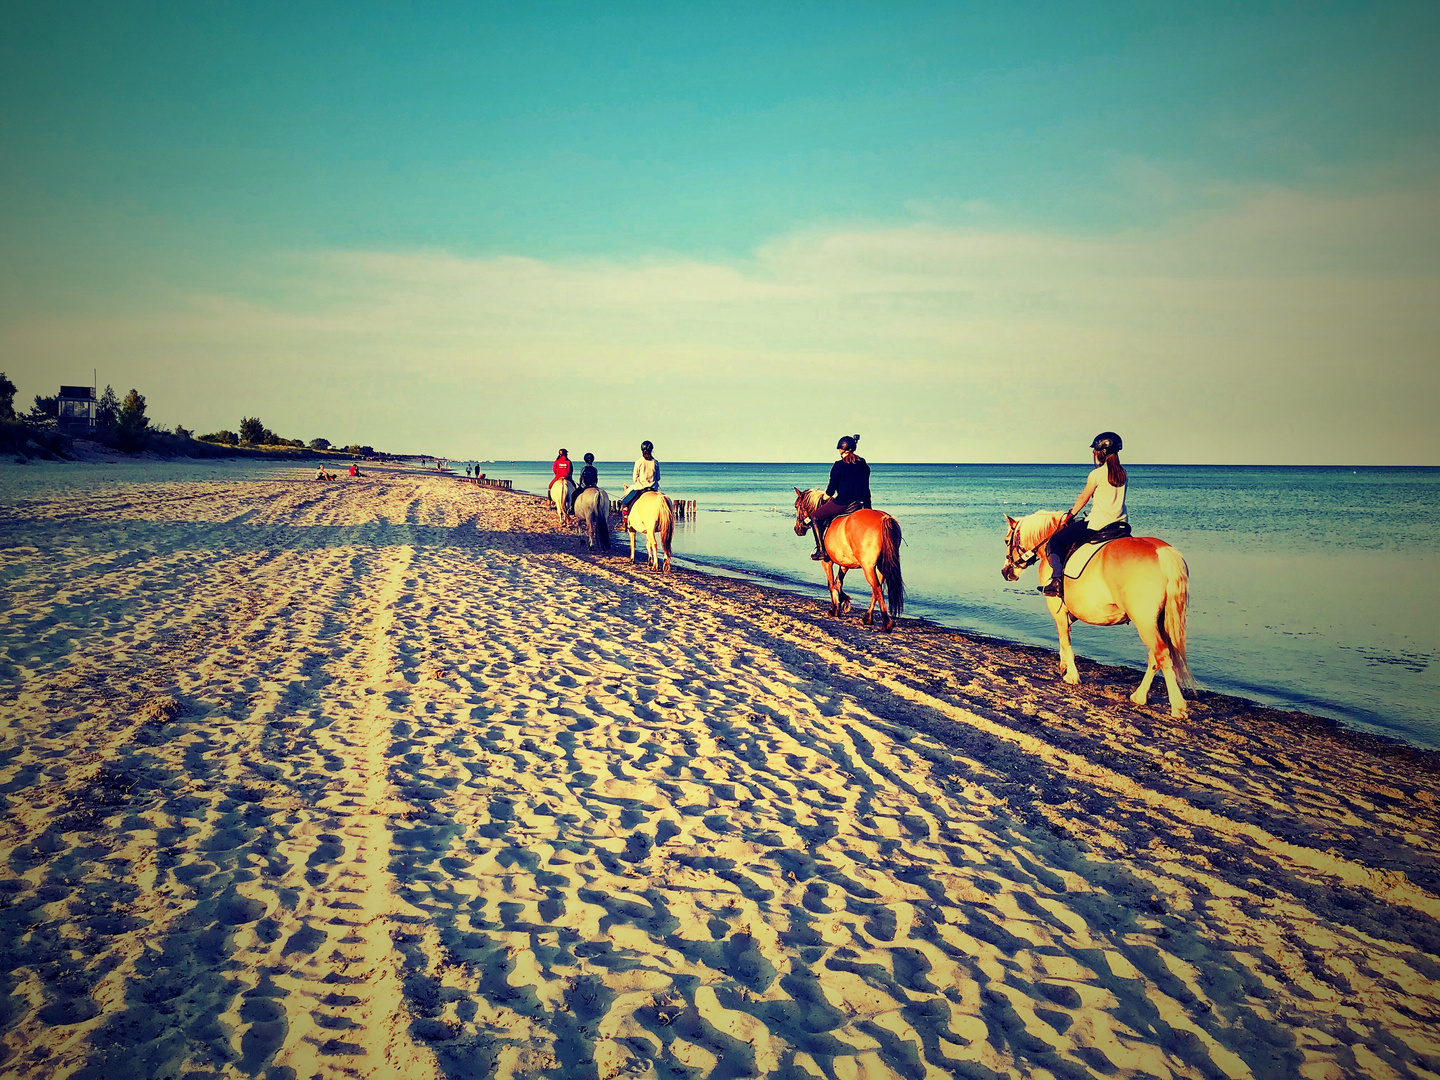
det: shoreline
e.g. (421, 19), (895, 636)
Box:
(0, 462), (1436, 1079)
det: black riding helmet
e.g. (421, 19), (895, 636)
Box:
(1090, 432), (1122, 456)
(836, 434), (860, 452)
(583, 452), (594, 464)
(640, 440), (654, 454)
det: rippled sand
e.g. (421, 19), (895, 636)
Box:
(0, 462), (1436, 1080)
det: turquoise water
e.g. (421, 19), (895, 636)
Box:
(496, 460), (1439, 748)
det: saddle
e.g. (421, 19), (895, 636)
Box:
(1062, 521), (1132, 578)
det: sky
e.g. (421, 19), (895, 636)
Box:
(1, 2), (1436, 463)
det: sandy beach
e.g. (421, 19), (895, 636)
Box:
(0, 462), (1436, 1080)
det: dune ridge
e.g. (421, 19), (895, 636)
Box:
(0, 463), (1435, 1080)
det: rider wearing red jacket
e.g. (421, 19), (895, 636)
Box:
(552, 449), (573, 483)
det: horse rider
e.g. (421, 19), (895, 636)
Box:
(552, 448), (574, 510)
(618, 440), (660, 525)
(1041, 431), (1130, 598)
(577, 452), (599, 492)
(810, 434), (871, 560)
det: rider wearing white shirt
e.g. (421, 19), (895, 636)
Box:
(618, 440), (660, 513)
(1042, 432), (1131, 598)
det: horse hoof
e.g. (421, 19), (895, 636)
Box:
(1130, 692), (1148, 706)
(861, 613), (872, 625)
(1062, 672), (1080, 685)
(880, 620), (893, 633)
(1171, 707), (1189, 719)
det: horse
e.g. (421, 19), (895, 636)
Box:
(1002, 510), (1193, 717)
(548, 477), (576, 528)
(625, 491), (674, 572)
(793, 489), (905, 631)
(572, 487), (612, 552)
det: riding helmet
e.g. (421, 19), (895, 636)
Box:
(836, 434), (859, 452)
(1090, 431), (1122, 455)
(558, 448), (568, 455)
(641, 440), (654, 453)
(583, 452), (594, 463)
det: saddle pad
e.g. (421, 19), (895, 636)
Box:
(1064, 537), (1120, 579)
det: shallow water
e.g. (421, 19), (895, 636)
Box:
(498, 459), (1439, 748)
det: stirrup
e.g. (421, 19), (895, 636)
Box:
(1040, 577), (1063, 597)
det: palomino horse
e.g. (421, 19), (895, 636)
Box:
(793, 489), (905, 631)
(572, 487), (612, 552)
(625, 491), (674, 572)
(1002, 510), (1193, 717)
(548, 478), (576, 528)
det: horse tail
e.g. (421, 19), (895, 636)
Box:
(879, 515), (905, 617)
(659, 495), (675, 561)
(596, 492), (610, 550)
(1156, 544), (1193, 688)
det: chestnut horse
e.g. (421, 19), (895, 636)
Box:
(793, 489), (905, 631)
(1002, 510), (1193, 717)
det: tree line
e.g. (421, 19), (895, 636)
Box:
(0, 374), (369, 456)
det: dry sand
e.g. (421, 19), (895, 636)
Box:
(0, 462), (1436, 1080)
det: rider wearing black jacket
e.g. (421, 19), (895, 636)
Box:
(810, 435), (871, 560)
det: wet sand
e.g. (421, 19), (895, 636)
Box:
(0, 462), (1436, 1080)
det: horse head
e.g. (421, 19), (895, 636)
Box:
(1001, 514), (1037, 581)
(794, 488), (818, 536)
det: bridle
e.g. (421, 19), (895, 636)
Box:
(1003, 518), (1039, 577)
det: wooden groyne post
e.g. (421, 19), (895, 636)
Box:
(670, 497), (698, 520)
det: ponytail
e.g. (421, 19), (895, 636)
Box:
(1104, 453), (1126, 487)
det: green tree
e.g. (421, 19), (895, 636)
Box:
(0, 372), (16, 420)
(309, 437), (331, 450)
(200, 430), (238, 445)
(96, 385), (119, 428)
(27, 395), (58, 423)
(239, 416), (265, 444)
(117, 389), (148, 433)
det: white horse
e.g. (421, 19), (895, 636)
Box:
(625, 491), (674, 572)
(548, 477), (576, 528)
(1002, 510), (1194, 717)
(572, 487), (612, 552)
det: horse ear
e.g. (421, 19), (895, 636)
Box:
(794, 487), (803, 495)
(1004, 514), (1018, 526)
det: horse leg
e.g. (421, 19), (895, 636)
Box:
(1132, 654), (1159, 707)
(1049, 600), (1080, 684)
(861, 564), (880, 626)
(629, 525), (637, 563)
(822, 562), (841, 616)
(1132, 611), (1188, 718)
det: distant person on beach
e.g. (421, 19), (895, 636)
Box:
(578, 452), (598, 491)
(349, 463), (359, 478)
(808, 434), (871, 560)
(1041, 431), (1130, 599)
(618, 440), (660, 516)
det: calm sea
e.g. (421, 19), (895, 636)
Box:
(497, 460), (1439, 748)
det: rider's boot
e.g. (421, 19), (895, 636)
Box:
(811, 523), (827, 561)
(1041, 563), (1064, 598)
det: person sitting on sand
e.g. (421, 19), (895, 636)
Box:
(349, 463), (359, 478)
(577, 452), (598, 492)
(808, 434), (871, 560)
(1041, 431), (1131, 599)
(617, 440), (660, 523)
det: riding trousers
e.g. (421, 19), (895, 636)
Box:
(1047, 517), (1131, 577)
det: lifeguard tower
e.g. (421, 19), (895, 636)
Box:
(57, 385), (96, 435)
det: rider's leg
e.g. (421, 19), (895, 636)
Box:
(1041, 520), (1088, 597)
(810, 501), (840, 561)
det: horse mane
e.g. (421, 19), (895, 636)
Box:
(1016, 510), (1068, 550)
(798, 488), (826, 514)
